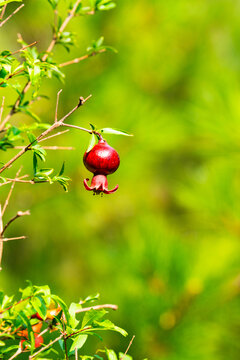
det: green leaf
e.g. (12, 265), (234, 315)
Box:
(96, 1), (116, 11)
(33, 153), (38, 175)
(118, 353), (133, 360)
(32, 145), (46, 162)
(99, 128), (133, 136)
(87, 133), (97, 152)
(51, 294), (70, 325)
(27, 132), (37, 144)
(46, 0), (58, 9)
(31, 295), (47, 320)
(69, 302), (82, 328)
(0, 67), (8, 79)
(82, 309), (107, 328)
(70, 334), (88, 352)
(0, 0), (22, 6)
(105, 349), (118, 360)
(96, 36), (104, 48)
(58, 162), (65, 176)
(102, 45), (118, 53)
(81, 293), (100, 304)
(18, 106), (41, 122)
(93, 319), (128, 337)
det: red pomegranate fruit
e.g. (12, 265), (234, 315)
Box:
(83, 139), (120, 194)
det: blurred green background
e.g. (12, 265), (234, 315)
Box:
(1, 0), (240, 359)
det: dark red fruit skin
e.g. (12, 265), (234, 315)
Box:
(83, 140), (120, 175)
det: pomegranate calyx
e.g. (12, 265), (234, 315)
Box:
(84, 175), (118, 195)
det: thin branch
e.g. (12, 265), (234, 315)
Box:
(0, 0), (81, 130)
(0, 80), (31, 131)
(0, 4), (24, 28)
(66, 326), (92, 340)
(120, 336), (135, 360)
(29, 334), (64, 359)
(0, 4), (7, 20)
(76, 304), (118, 313)
(75, 347), (78, 360)
(61, 123), (92, 134)
(59, 49), (106, 68)
(62, 322), (69, 360)
(7, 41), (38, 57)
(0, 175), (31, 187)
(55, 89), (62, 123)
(42, 0), (82, 61)
(13, 146), (74, 150)
(2, 236), (26, 241)
(2, 167), (22, 216)
(2, 210), (30, 235)
(0, 94), (91, 175)
(0, 96), (5, 123)
(38, 328), (49, 338)
(0, 296), (32, 314)
(0, 204), (3, 271)
(39, 129), (70, 143)
(0, 68), (25, 87)
(8, 346), (22, 360)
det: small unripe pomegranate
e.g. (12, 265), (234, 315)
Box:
(31, 306), (61, 321)
(20, 334), (44, 350)
(83, 139), (120, 194)
(19, 323), (43, 350)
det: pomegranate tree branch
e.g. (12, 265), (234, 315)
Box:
(59, 49), (106, 68)
(29, 333), (64, 359)
(0, 96), (5, 123)
(1, 0), (82, 130)
(38, 129), (69, 143)
(8, 41), (38, 57)
(0, 94), (91, 175)
(42, 0), (82, 61)
(0, 80), (31, 131)
(2, 210), (30, 235)
(62, 322), (69, 360)
(0, 4), (24, 28)
(13, 145), (74, 150)
(61, 122), (92, 134)
(0, 5), (7, 21)
(0, 296), (32, 315)
(2, 236), (26, 241)
(8, 346), (22, 360)
(55, 89), (62, 123)
(120, 335), (135, 360)
(0, 204), (3, 271)
(76, 304), (118, 313)
(0, 175), (31, 187)
(2, 167), (22, 216)
(0, 68), (25, 88)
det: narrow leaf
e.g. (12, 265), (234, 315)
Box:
(70, 334), (88, 352)
(99, 128), (133, 136)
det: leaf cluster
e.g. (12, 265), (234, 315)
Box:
(0, 283), (127, 359)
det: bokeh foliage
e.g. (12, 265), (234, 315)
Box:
(1, 0), (240, 359)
